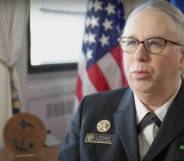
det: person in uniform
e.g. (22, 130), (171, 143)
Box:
(58, 0), (184, 161)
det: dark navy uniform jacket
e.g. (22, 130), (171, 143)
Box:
(58, 82), (184, 161)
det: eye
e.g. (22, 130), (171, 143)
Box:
(122, 38), (138, 47)
(146, 38), (164, 48)
(127, 39), (137, 46)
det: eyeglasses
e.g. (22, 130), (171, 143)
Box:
(118, 37), (183, 54)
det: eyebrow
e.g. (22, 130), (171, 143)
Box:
(121, 35), (172, 40)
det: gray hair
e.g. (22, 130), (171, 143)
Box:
(125, 0), (184, 43)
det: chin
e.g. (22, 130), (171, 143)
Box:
(129, 81), (154, 94)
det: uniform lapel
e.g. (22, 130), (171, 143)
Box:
(113, 89), (140, 161)
(143, 82), (184, 161)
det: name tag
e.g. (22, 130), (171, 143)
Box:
(85, 133), (113, 144)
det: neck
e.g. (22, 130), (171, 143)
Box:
(135, 79), (181, 111)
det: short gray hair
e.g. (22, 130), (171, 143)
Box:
(125, 0), (184, 43)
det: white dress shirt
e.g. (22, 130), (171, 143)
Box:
(134, 81), (181, 160)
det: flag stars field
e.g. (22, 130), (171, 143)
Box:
(99, 34), (109, 47)
(105, 3), (115, 15)
(90, 16), (99, 28)
(88, 33), (96, 44)
(88, 1), (94, 11)
(102, 18), (112, 31)
(83, 33), (89, 43)
(93, 0), (103, 12)
(85, 17), (91, 27)
(86, 49), (93, 60)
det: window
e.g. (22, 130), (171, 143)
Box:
(29, 0), (87, 73)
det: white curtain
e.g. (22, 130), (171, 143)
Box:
(0, 0), (29, 146)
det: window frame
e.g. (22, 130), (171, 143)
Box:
(27, 1), (86, 74)
(27, 23), (77, 74)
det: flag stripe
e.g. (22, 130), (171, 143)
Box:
(111, 46), (128, 86)
(77, 54), (97, 97)
(97, 52), (122, 89)
(88, 63), (110, 91)
(76, 74), (83, 101)
(82, 73), (97, 96)
(121, 54), (128, 86)
(111, 46), (122, 68)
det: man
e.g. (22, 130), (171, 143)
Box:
(58, 1), (184, 161)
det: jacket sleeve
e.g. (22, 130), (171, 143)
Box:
(57, 96), (87, 161)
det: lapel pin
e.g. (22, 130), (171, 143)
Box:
(179, 145), (184, 151)
(96, 120), (111, 133)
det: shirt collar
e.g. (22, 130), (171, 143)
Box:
(134, 80), (181, 124)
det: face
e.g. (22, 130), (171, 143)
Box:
(122, 9), (184, 96)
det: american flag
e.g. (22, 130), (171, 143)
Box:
(76, 0), (128, 102)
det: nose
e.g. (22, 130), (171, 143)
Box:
(133, 43), (149, 62)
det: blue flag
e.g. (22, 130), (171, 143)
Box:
(170, 0), (184, 13)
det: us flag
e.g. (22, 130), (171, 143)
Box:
(76, 0), (128, 103)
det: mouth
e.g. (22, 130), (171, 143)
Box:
(131, 70), (151, 79)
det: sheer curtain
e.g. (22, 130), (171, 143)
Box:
(0, 0), (29, 146)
